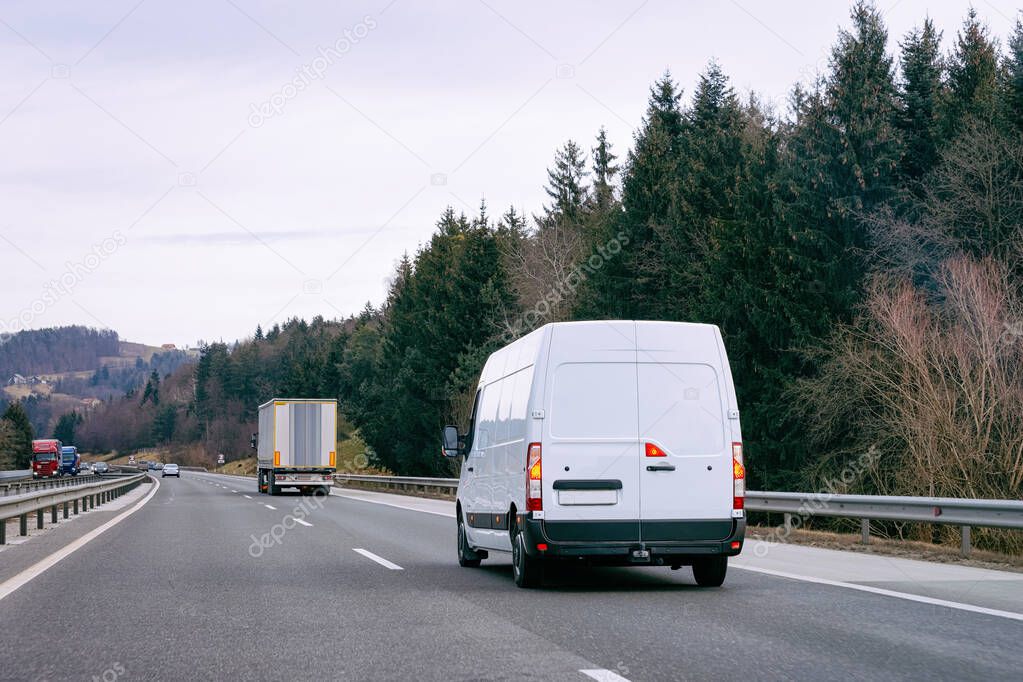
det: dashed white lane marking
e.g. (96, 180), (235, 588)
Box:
(295, 518), (313, 527)
(733, 565), (1023, 622)
(0, 478), (161, 603)
(243, 495), (252, 499)
(263, 504), (277, 510)
(581, 670), (631, 682)
(230, 490), (238, 493)
(353, 548), (403, 570)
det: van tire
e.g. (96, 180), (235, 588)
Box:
(257, 470), (266, 494)
(511, 530), (543, 588)
(457, 517), (482, 567)
(267, 471), (279, 496)
(692, 556), (727, 587)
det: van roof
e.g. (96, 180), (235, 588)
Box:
(479, 320), (723, 385)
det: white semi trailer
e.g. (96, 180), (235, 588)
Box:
(256, 399), (337, 496)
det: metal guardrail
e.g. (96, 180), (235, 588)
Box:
(0, 470), (31, 481)
(0, 472), (105, 497)
(330, 474), (1022, 556)
(0, 473), (148, 544)
(334, 473), (458, 494)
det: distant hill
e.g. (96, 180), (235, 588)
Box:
(0, 326), (198, 437)
(0, 326), (120, 378)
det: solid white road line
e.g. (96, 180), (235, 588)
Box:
(263, 504), (277, 510)
(733, 564), (1023, 622)
(295, 518), (313, 527)
(330, 489), (455, 519)
(353, 548), (403, 570)
(243, 495), (252, 499)
(581, 670), (631, 682)
(0, 478), (161, 603)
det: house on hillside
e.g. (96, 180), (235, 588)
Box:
(161, 343), (177, 350)
(9, 374), (48, 385)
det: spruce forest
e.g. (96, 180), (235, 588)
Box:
(28, 4), (1023, 514)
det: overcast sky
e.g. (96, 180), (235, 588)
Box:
(0, 0), (1017, 348)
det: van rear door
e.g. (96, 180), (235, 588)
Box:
(635, 323), (733, 534)
(542, 322), (641, 541)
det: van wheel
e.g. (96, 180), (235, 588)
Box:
(257, 470), (266, 494)
(457, 517), (481, 567)
(267, 472), (279, 496)
(692, 556), (727, 587)
(511, 530), (543, 588)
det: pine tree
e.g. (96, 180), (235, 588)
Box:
(542, 140), (589, 221)
(898, 19), (945, 183)
(1, 401), (33, 468)
(52, 410), (82, 443)
(254, 324), (264, 341)
(141, 370), (160, 406)
(666, 61), (744, 319)
(1003, 18), (1023, 131)
(945, 8), (1001, 132)
(590, 127), (619, 212)
(592, 71), (684, 319)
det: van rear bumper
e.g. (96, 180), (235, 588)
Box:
(519, 516), (745, 563)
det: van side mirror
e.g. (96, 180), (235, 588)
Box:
(441, 425), (461, 458)
(250, 433), (257, 450)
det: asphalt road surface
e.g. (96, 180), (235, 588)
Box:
(0, 471), (1020, 681)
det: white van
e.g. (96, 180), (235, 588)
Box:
(442, 320), (746, 588)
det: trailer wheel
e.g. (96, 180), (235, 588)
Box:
(692, 556), (727, 587)
(267, 471), (279, 496)
(257, 470), (266, 494)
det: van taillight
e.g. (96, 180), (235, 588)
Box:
(732, 442), (745, 510)
(526, 442), (542, 512)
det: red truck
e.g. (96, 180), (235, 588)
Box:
(31, 439), (63, 478)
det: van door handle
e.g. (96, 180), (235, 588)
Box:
(646, 464), (676, 472)
(467, 466), (474, 472)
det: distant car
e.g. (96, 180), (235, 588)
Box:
(154, 463), (164, 470)
(80, 462), (92, 472)
(162, 463), (180, 478)
(92, 461), (110, 475)
(148, 462), (158, 470)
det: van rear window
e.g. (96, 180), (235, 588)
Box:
(550, 363), (638, 439)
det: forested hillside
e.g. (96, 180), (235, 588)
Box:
(0, 326), (119, 377)
(70, 4), (1022, 520)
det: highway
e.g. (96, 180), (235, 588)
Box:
(0, 471), (1021, 681)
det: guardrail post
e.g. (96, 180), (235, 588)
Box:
(36, 508), (43, 529)
(861, 519), (870, 545)
(82, 496), (88, 512)
(961, 526), (971, 557)
(19, 513), (27, 536)
(63, 501), (69, 519)
(783, 513), (792, 534)
(0, 519), (5, 544)
(50, 505), (57, 524)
